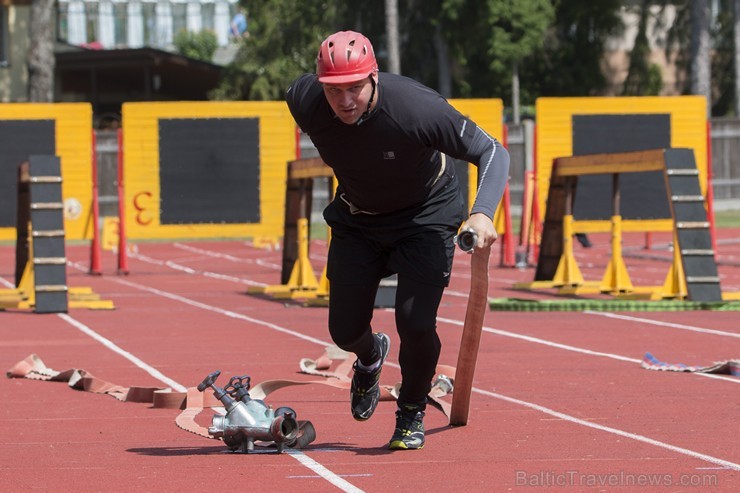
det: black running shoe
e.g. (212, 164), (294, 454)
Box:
(388, 405), (425, 450)
(350, 333), (390, 421)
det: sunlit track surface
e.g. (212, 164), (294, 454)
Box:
(1, 232), (739, 492)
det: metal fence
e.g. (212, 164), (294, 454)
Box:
(94, 130), (120, 218)
(709, 118), (740, 206)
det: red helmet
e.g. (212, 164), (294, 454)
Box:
(317, 31), (378, 84)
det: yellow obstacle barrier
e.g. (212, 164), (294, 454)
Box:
(518, 149), (725, 302)
(248, 218), (321, 300)
(1, 230), (114, 311)
(1, 256), (114, 311)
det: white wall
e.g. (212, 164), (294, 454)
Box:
(57, 0), (238, 50)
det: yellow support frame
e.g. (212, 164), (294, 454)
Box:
(518, 149), (727, 301)
(0, 234), (114, 311)
(535, 96), (708, 235)
(122, 102), (296, 241)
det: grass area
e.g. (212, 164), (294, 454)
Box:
(714, 210), (740, 228)
(311, 221), (330, 241)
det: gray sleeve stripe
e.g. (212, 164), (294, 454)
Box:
(472, 126), (496, 203)
(459, 119), (467, 138)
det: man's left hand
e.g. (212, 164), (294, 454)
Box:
(460, 213), (498, 250)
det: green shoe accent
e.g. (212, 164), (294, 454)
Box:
(388, 406), (425, 450)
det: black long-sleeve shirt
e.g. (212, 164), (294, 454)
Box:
(286, 72), (509, 219)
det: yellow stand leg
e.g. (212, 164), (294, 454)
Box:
(16, 234), (114, 310)
(619, 232), (687, 301)
(286, 218), (319, 288)
(270, 218), (319, 299)
(11, 239), (37, 309)
(302, 264), (331, 306)
(315, 227), (330, 298)
(9, 260), (36, 309)
(0, 260), (33, 301)
(551, 214), (584, 287)
(659, 233), (687, 299)
(304, 229), (331, 307)
(316, 265), (329, 297)
(600, 215), (633, 294)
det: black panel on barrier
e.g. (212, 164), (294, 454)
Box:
(159, 118), (260, 225)
(572, 114), (672, 220)
(0, 121), (56, 228)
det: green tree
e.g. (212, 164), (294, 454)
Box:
(663, 0), (734, 116)
(391, 0), (461, 94)
(173, 29), (218, 62)
(662, 0), (690, 92)
(212, 0), (556, 102)
(211, 1), (356, 101)
(28, 0), (55, 101)
(395, 0), (553, 105)
(709, 1), (734, 115)
(622, 0), (663, 96)
(487, 0), (555, 122)
(690, 0), (712, 115)
(212, 0), (621, 107)
(525, 0), (624, 99)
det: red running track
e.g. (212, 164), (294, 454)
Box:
(0, 230), (738, 492)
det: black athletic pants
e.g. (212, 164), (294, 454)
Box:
(322, 177), (464, 410)
(328, 274), (444, 409)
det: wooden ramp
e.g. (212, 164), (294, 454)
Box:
(1, 156), (114, 312)
(526, 148), (722, 302)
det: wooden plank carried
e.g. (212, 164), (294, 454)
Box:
(449, 245), (491, 426)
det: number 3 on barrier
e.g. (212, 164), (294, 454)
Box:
(133, 191), (153, 226)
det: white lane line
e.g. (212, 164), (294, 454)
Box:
(437, 316), (640, 364)
(584, 311), (740, 339)
(437, 316), (740, 384)
(476, 387), (740, 471)
(99, 253), (738, 382)
(287, 450), (365, 492)
(130, 251), (266, 287)
(134, 247), (487, 299)
(90, 271), (739, 471)
(165, 243), (516, 291)
(56, 313), (187, 392)
(174, 243), (258, 264)
(70, 261), (400, 372)
(112, 276), (331, 347)
(53, 307), (364, 493)
(173, 242), (328, 266)
(442, 289), (468, 298)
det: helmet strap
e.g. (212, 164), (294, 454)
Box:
(356, 75), (377, 126)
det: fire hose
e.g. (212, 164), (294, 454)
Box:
(450, 227), (491, 426)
